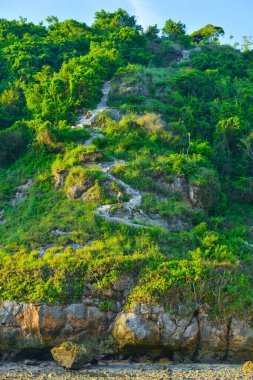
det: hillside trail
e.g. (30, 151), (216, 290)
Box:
(76, 49), (194, 228)
(76, 83), (168, 229)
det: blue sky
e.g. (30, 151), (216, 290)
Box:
(1, 0), (252, 43)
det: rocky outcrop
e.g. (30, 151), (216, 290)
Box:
(0, 300), (118, 356)
(228, 319), (253, 361)
(107, 108), (123, 122)
(160, 174), (220, 210)
(54, 170), (68, 188)
(11, 179), (34, 206)
(51, 342), (95, 369)
(113, 305), (198, 359)
(112, 305), (253, 362)
(66, 179), (94, 199)
(0, 300), (252, 362)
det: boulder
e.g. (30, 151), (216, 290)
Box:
(51, 342), (94, 369)
(113, 313), (160, 349)
(243, 361), (253, 373)
(67, 185), (85, 199)
(67, 180), (93, 199)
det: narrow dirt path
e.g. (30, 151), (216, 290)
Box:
(77, 83), (167, 229)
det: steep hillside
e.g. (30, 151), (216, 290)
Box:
(0, 10), (253, 361)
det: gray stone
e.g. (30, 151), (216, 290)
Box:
(51, 342), (94, 369)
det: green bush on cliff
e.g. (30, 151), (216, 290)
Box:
(0, 10), (252, 320)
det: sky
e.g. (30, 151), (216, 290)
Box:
(1, 0), (252, 44)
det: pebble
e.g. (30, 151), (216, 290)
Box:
(0, 363), (251, 380)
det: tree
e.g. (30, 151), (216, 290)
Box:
(191, 24), (224, 44)
(93, 9), (139, 32)
(162, 19), (186, 37)
(145, 24), (160, 40)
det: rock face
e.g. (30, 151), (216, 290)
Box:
(161, 174), (220, 210)
(112, 305), (253, 362)
(228, 319), (253, 361)
(0, 300), (118, 356)
(66, 179), (94, 199)
(54, 170), (68, 188)
(0, 300), (252, 362)
(113, 305), (198, 359)
(51, 342), (94, 369)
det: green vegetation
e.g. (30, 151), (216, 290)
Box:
(0, 10), (252, 319)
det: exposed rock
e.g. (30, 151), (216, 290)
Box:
(113, 307), (198, 358)
(51, 230), (71, 236)
(36, 243), (83, 256)
(0, 300), (118, 356)
(11, 180), (34, 206)
(159, 176), (188, 197)
(112, 305), (253, 361)
(11, 191), (28, 206)
(66, 179), (93, 199)
(198, 316), (228, 360)
(160, 174), (220, 211)
(189, 184), (202, 208)
(159, 314), (198, 356)
(107, 108), (123, 121)
(67, 185), (85, 199)
(228, 319), (253, 360)
(54, 170), (68, 188)
(243, 361), (253, 373)
(0, 301), (253, 361)
(113, 313), (160, 349)
(18, 179), (34, 190)
(51, 342), (94, 369)
(77, 82), (110, 127)
(113, 275), (135, 299)
(79, 151), (103, 163)
(182, 50), (191, 59)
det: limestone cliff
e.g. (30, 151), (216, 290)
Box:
(0, 300), (252, 362)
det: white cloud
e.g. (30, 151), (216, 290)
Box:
(127, 0), (163, 28)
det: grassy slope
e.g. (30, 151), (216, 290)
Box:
(0, 48), (252, 319)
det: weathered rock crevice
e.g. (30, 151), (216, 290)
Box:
(0, 301), (253, 362)
(224, 318), (232, 360)
(191, 310), (201, 361)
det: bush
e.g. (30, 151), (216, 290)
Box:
(0, 122), (33, 166)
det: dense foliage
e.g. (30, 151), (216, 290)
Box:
(0, 10), (252, 319)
